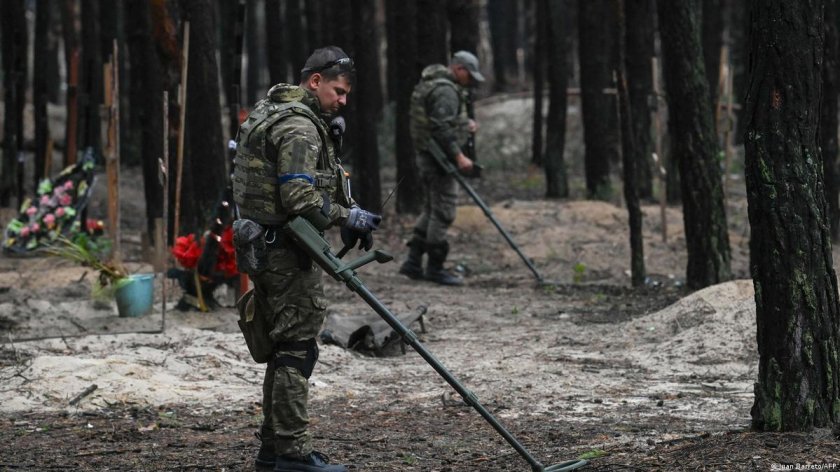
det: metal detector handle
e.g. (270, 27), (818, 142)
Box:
(428, 142), (545, 283)
(281, 217), (586, 472)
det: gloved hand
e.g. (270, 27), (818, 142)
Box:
(345, 206), (381, 233)
(341, 226), (374, 251)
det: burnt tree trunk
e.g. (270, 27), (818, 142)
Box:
(544, 0), (569, 198)
(417, 0), (449, 71)
(615, 0), (646, 287)
(625, 0), (655, 200)
(61, 0), (80, 167)
(126, 0), (164, 240)
(245, 0), (265, 104)
(180, 0), (227, 235)
(305, 1), (323, 54)
(729, 0), (747, 145)
(34, 0), (51, 186)
(579, 0), (618, 200)
(532, 0), (547, 166)
(448, 0), (480, 54)
(286, 0), (306, 83)
(657, 0), (731, 289)
(1, 0), (26, 206)
(265, 0), (288, 85)
(745, 0), (840, 432)
(702, 0), (724, 107)
(488, 0), (520, 92)
(350, 0), (383, 210)
(389, 0), (423, 214)
(385, 1), (399, 101)
(80, 0), (102, 159)
(822, 0), (840, 241)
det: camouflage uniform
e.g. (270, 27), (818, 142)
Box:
(402, 65), (471, 283)
(233, 84), (352, 458)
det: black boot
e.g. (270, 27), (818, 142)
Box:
(273, 451), (347, 472)
(399, 235), (426, 280)
(255, 432), (275, 469)
(425, 241), (463, 286)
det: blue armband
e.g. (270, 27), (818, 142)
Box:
(278, 173), (315, 185)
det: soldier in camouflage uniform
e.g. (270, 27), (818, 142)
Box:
(399, 51), (484, 286)
(233, 46), (381, 472)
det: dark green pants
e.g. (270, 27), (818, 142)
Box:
(252, 245), (328, 457)
(412, 171), (458, 244)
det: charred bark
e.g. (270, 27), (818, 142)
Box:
(487, 0), (519, 91)
(265, 0), (289, 85)
(544, 0), (569, 198)
(822, 0), (840, 241)
(448, 0), (480, 54)
(0, 0), (26, 206)
(657, 0), (731, 289)
(417, 0), (449, 71)
(745, 0), (840, 432)
(625, 0), (655, 200)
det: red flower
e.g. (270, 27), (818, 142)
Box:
(173, 234), (201, 269)
(214, 226), (238, 278)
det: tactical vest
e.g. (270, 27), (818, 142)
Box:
(233, 100), (347, 226)
(409, 70), (471, 155)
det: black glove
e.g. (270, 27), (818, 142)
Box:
(341, 226), (374, 251)
(345, 206), (382, 232)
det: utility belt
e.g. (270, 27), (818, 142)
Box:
(233, 219), (313, 274)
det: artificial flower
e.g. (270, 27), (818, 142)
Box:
(173, 234), (201, 269)
(26, 206), (37, 217)
(59, 194), (73, 206)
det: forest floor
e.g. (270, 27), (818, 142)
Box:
(1, 96), (839, 471)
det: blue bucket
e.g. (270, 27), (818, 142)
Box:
(115, 273), (155, 317)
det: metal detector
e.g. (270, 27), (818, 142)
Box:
(284, 218), (586, 472)
(427, 141), (558, 287)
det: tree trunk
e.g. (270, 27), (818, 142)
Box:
(417, 0), (449, 71)
(245, 0), (263, 104)
(1, 0), (27, 206)
(487, 0), (519, 92)
(728, 0), (747, 145)
(822, 0), (840, 241)
(126, 0), (164, 240)
(615, 0), (646, 287)
(61, 0), (80, 168)
(265, 0), (289, 85)
(180, 0), (228, 236)
(389, 0), (423, 214)
(625, 0), (655, 200)
(544, 0), (569, 198)
(578, 0), (618, 200)
(657, 0), (731, 289)
(532, 0), (547, 166)
(745, 0), (840, 432)
(286, 0), (306, 83)
(305, 1), (323, 55)
(448, 0), (480, 54)
(350, 0), (383, 210)
(385, 1), (399, 102)
(34, 0), (51, 186)
(80, 0), (102, 158)
(702, 0), (724, 107)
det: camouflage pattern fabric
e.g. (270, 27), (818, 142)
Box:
(234, 83), (352, 457)
(409, 65), (471, 244)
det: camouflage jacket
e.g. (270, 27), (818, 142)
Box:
(409, 64), (471, 170)
(233, 84), (352, 227)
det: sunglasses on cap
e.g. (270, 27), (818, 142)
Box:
(301, 57), (354, 74)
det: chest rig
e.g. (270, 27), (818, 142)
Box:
(233, 99), (349, 226)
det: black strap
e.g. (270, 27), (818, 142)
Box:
(272, 338), (319, 379)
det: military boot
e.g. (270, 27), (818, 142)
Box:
(273, 451), (347, 472)
(255, 432), (275, 469)
(398, 234), (426, 280)
(425, 241), (463, 286)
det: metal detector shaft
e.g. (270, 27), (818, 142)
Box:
(282, 218), (585, 472)
(428, 142), (545, 283)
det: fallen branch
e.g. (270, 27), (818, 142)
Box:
(68, 384), (98, 406)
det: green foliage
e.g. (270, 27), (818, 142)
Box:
(573, 262), (586, 283)
(578, 449), (607, 460)
(42, 235), (128, 299)
(401, 453), (417, 465)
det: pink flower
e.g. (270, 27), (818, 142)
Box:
(40, 195), (51, 206)
(31, 223), (41, 233)
(43, 214), (56, 226)
(63, 180), (74, 191)
(55, 207), (66, 218)
(26, 206), (37, 217)
(20, 227), (30, 238)
(59, 194), (72, 206)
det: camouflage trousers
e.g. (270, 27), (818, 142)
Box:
(251, 245), (328, 457)
(412, 171), (458, 244)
